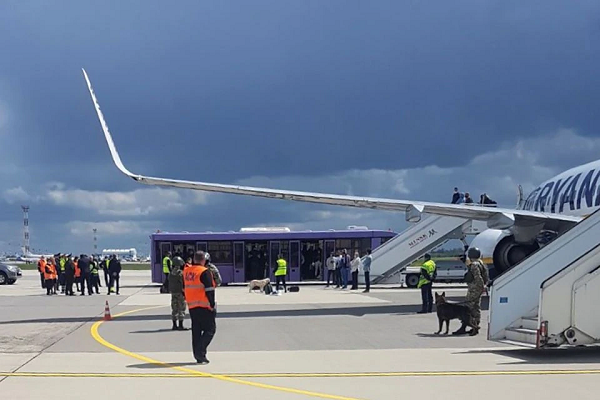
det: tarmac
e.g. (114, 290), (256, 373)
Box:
(1, 270), (600, 400)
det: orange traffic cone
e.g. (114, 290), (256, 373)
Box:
(104, 300), (112, 321)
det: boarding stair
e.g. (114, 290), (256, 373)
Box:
(489, 209), (600, 348)
(369, 215), (485, 284)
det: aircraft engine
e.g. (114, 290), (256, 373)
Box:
(468, 229), (540, 276)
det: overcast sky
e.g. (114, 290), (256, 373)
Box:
(1, 1), (599, 255)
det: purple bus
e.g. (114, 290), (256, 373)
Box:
(150, 227), (397, 284)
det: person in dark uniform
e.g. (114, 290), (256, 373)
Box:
(64, 256), (75, 296)
(108, 255), (121, 295)
(78, 254), (93, 296)
(184, 251), (216, 365)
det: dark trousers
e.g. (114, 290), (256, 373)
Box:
(163, 273), (170, 293)
(275, 275), (287, 292)
(91, 274), (100, 293)
(59, 272), (66, 291)
(189, 307), (216, 361)
(65, 275), (74, 295)
(108, 274), (120, 294)
(335, 268), (342, 287)
(326, 269), (335, 286)
(45, 279), (54, 295)
(351, 270), (359, 289)
(80, 273), (92, 295)
(103, 269), (110, 287)
(39, 273), (45, 288)
(420, 282), (433, 312)
(364, 271), (370, 291)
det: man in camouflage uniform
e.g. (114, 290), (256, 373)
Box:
(204, 253), (222, 287)
(169, 256), (187, 331)
(456, 247), (489, 336)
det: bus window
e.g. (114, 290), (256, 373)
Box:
(207, 241), (233, 264)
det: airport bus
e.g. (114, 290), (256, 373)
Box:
(150, 227), (397, 284)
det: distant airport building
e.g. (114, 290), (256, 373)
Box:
(102, 248), (138, 260)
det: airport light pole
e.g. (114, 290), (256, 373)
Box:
(21, 205), (30, 255)
(93, 228), (97, 255)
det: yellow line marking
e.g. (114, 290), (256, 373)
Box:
(3, 369), (600, 379)
(90, 306), (362, 400)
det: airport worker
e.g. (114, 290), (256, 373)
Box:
(274, 254), (288, 293)
(108, 255), (121, 295)
(74, 256), (81, 292)
(37, 256), (46, 289)
(169, 256), (187, 330)
(43, 258), (54, 295)
(64, 256), (75, 296)
(59, 254), (67, 293)
(162, 251), (172, 293)
(102, 256), (110, 287)
(78, 254), (93, 296)
(50, 258), (58, 294)
(184, 251), (216, 365)
(326, 252), (337, 287)
(204, 253), (222, 286)
(362, 249), (372, 293)
(417, 253), (436, 314)
(90, 257), (100, 294)
(350, 251), (362, 290)
(456, 247), (489, 336)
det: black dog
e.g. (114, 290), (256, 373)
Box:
(434, 292), (473, 335)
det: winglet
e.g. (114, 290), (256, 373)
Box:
(82, 68), (136, 179)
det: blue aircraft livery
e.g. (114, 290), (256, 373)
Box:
(522, 159), (600, 217)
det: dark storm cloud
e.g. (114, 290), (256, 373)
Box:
(0, 1), (599, 253)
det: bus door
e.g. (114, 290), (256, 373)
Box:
(289, 240), (300, 281)
(233, 241), (245, 283)
(269, 241), (280, 281)
(324, 240), (335, 281)
(158, 242), (172, 283)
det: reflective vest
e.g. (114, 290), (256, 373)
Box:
(162, 256), (172, 274)
(74, 261), (80, 278)
(275, 258), (287, 276)
(418, 260), (436, 288)
(38, 259), (46, 273)
(43, 264), (53, 281)
(184, 265), (214, 310)
(59, 258), (66, 271)
(91, 262), (99, 275)
(50, 264), (57, 280)
(105, 259), (110, 269)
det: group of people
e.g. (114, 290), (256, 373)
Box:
(325, 249), (373, 292)
(36, 254), (122, 296)
(417, 248), (489, 336)
(451, 187), (497, 206)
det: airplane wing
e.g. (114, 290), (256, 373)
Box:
(82, 69), (581, 232)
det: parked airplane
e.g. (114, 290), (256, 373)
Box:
(19, 250), (54, 263)
(82, 69), (594, 275)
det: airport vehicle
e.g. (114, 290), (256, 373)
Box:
(84, 69), (599, 278)
(150, 227), (396, 284)
(0, 263), (22, 285)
